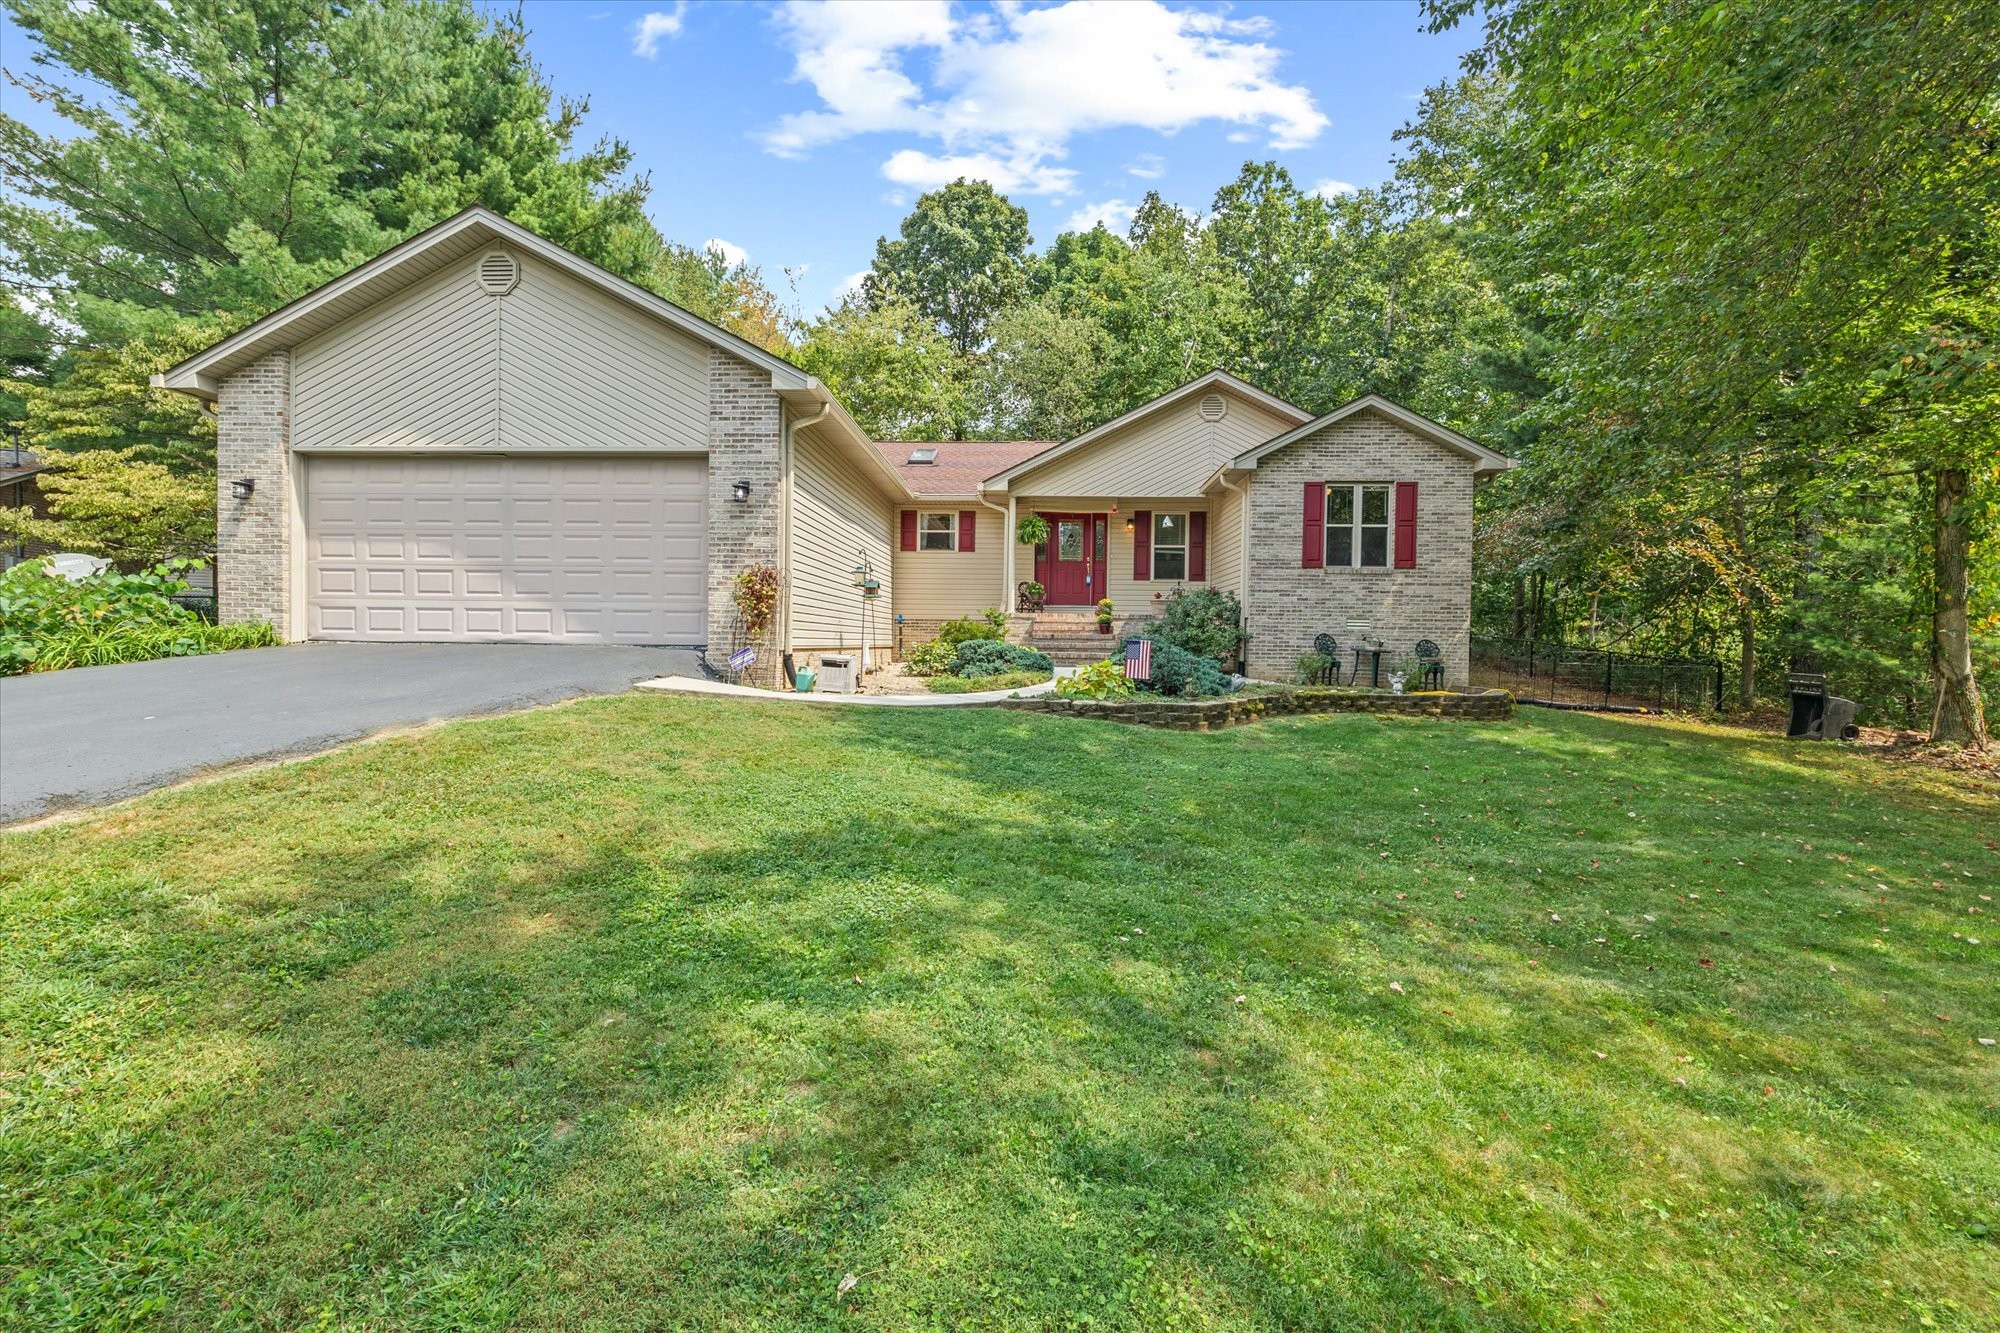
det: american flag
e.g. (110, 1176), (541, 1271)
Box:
(1124, 637), (1153, 681)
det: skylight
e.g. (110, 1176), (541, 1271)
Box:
(907, 448), (938, 464)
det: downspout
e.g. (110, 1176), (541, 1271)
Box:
(1217, 471), (1250, 669)
(978, 491), (1011, 614)
(782, 396), (835, 670)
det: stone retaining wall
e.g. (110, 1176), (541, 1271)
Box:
(993, 687), (1514, 731)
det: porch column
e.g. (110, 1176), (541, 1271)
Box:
(1005, 494), (1017, 609)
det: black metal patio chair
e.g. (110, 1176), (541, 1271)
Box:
(1414, 639), (1444, 690)
(1312, 632), (1341, 685)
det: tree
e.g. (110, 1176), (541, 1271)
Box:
(0, 0), (655, 343)
(981, 295), (1109, 440)
(13, 321), (227, 473)
(0, 300), (55, 427)
(866, 179), (1031, 359)
(795, 297), (970, 441)
(1412, 0), (1998, 744)
(0, 449), (214, 563)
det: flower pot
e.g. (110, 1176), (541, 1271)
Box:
(1097, 621), (1112, 634)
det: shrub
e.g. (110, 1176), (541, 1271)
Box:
(953, 639), (1052, 678)
(1295, 651), (1335, 685)
(1056, 658), (1136, 700)
(1152, 587), (1243, 663)
(0, 558), (276, 675)
(1122, 635), (1231, 698)
(903, 638), (956, 676)
(935, 613), (1007, 648)
(731, 564), (781, 637)
(927, 669), (1047, 694)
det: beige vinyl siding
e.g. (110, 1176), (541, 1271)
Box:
(1207, 483), (1244, 598)
(790, 426), (895, 652)
(891, 507), (1007, 622)
(1011, 391), (1299, 498)
(292, 249), (710, 452)
(1012, 496), (1231, 614)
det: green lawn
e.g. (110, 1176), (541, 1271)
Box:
(2, 699), (1995, 1330)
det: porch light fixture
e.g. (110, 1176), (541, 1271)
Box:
(230, 477), (256, 500)
(730, 479), (751, 502)
(1124, 514), (1134, 533)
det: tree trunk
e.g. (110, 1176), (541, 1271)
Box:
(1738, 605), (1756, 710)
(1929, 466), (1989, 748)
(1511, 574), (1526, 638)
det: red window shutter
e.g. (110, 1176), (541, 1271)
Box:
(1394, 481), (1418, 569)
(1302, 482), (1325, 568)
(1133, 510), (1152, 580)
(1189, 511), (1208, 581)
(959, 510), (977, 553)
(900, 510), (917, 552)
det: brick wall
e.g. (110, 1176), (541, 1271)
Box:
(215, 351), (292, 632)
(705, 349), (784, 671)
(1244, 411), (1475, 686)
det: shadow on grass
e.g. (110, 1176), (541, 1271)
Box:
(2, 696), (1994, 1329)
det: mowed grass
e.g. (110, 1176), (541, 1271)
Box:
(1, 699), (1996, 1330)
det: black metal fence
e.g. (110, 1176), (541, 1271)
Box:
(1469, 636), (1724, 712)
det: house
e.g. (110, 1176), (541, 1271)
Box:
(156, 207), (1511, 685)
(0, 446), (50, 570)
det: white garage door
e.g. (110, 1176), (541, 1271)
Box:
(306, 456), (706, 643)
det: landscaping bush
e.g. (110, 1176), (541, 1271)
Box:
(0, 558), (275, 675)
(1120, 635), (1231, 698)
(953, 639), (1052, 678)
(1055, 658), (1136, 700)
(935, 609), (1007, 648)
(903, 638), (958, 676)
(1151, 586), (1243, 663)
(926, 669), (1047, 694)
(1295, 651), (1336, 685)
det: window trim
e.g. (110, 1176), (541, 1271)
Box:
(1151, 510), (1189, 581)
(1324, 483), (1393, 570)
(917, 510), (958, 552)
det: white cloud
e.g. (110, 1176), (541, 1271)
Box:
(631, 3), (686, 58)
(1063, 198), (1136, 234)
(1125, 153), (1166, 180)
(882, 148), (1076, 197)
(704, 237), (749, 267)
(835, 270), (871, 301)
(764, 0), (1327, 197)
(1311, 178), (1358, 199)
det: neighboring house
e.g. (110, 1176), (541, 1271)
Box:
(0, 447), (50, 570)
(156, 208), (1510, 685)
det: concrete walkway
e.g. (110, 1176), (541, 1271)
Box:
(635, 674), (1056, 707)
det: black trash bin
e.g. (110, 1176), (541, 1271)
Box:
(1787, 672), (1859, 740)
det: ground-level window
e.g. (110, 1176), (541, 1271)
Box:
(1152, 511), (1187, 580)
(1326, 484), (1391, 568)
(919, 512), (957, 551)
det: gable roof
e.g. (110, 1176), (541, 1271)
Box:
(872, 439), (1056, 499)
(153, 206), (814, 399)
(979, 370), (1312, 491)
(1226, 394), (1514, 477)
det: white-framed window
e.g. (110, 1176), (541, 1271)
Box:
(1152, 511), (1188, 580)
(1326, 484), (1391, 568)
(918, 511), (957, 552)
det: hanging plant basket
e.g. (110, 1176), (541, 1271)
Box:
(1016, 514), (1050, 547)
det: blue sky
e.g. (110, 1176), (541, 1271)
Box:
(1, 1), (1480, 317)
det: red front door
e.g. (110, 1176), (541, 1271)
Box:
(1037, 512), (1107, 606)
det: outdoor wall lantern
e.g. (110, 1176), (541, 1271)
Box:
(730, 479), (751, 502)
(230, 477), (256, 500)
(1124, 514), (1135, 533)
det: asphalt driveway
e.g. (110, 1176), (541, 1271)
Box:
(0, 642), (701, 824)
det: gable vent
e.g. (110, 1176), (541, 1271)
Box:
(1199, 392), (1227, 421)
(477, 250), (520, 295)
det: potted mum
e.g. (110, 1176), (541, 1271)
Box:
(1096, 597), (1115, 634)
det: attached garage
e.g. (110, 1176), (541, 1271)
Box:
(305, 455), (705, 644)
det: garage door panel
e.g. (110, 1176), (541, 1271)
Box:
(308, 456), (705, 643)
